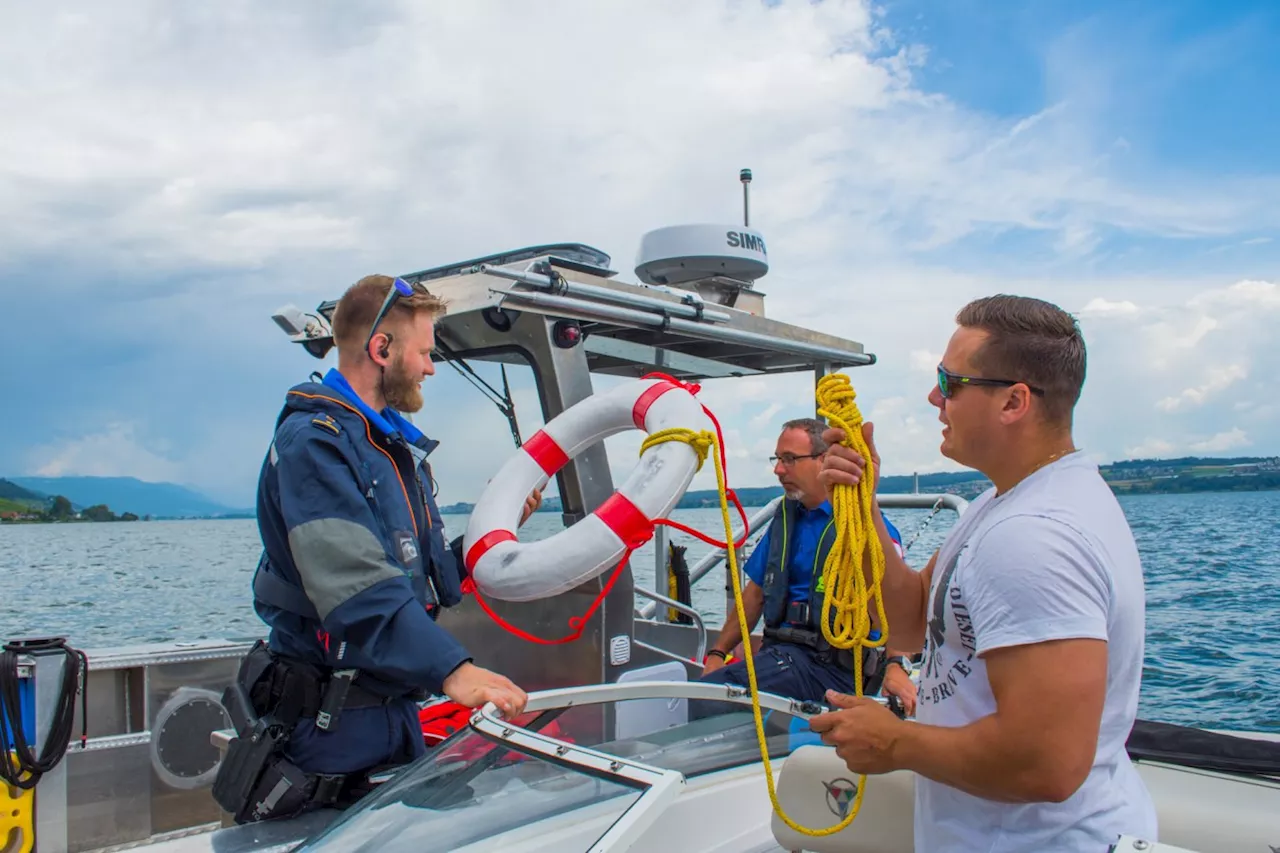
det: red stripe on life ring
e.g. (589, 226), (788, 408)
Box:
(523, 429), (569, 476)
(595, 492), (654, 549)
(465, 529), (517, 572)
(632, 382), (677, 430)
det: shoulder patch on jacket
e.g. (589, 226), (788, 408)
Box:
(311, 413), (342, 436)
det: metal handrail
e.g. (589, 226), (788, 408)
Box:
(636, 497), (781, 620)
(880, 493), (970, 514)
(632, 587), (707, 664)
(479, 679), (890, 721)
(492, 287), (876, 367)
(632, 639), (700, 668)
(479, 262), (733, 325)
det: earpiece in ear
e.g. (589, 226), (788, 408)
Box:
(378, 332), (393, 360)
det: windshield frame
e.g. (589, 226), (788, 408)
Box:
(304, 682), (874, 853)
(461, 681), (845, 851)
(476, 678), (842, 724)
(464, 691), (689, 851)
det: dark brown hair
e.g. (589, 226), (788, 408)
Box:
(331, 274), (447, 351)
(956, 294), (1086, 426)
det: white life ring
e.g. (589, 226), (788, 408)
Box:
(463, 377), (710, 602)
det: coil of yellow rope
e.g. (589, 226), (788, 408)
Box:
(638, 371), (887, 837)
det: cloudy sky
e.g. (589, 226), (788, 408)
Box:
(2, 0), (1278, 509)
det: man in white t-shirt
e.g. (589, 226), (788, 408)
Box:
(809, 294), (1157, 852)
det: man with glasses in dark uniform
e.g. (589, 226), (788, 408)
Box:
(214, 274), (540, 824)
(697, 418), (919, 715)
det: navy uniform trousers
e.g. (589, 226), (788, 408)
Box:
(693, 641), (872, 720)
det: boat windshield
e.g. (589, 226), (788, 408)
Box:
(293, 691), (817, 853)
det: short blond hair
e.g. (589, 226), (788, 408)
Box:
(331, 274), (447, 351)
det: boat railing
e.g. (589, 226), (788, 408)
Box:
(635, 491), (970, 622)
(631, 588), (708, 666)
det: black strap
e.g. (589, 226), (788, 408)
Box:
(763, 627), (870, 672)
(763, 624), (821, 649)
(253, 556), (321, 622)
(260, 655), (390, 721)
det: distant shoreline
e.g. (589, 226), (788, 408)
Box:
(4, 455), (1277, 523)
(3, 484), (1274, 523)
(438, 478), (1280, 516)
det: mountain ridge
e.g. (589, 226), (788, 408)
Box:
(5, 475), (253, 519)
(7, 454), (1278, 520)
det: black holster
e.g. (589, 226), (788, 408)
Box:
(211, 641), (386, 825)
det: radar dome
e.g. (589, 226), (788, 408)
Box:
(634, 224), (768, 287)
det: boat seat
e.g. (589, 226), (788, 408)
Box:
(770, 745), (914, 853)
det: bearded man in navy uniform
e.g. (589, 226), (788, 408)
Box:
(215, 275), (538, 824)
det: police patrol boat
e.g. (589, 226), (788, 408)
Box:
(5, 172), (1279, 853)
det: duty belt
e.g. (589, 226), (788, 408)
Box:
(253, 650), (392, 733)
(763, 624), (864, 671)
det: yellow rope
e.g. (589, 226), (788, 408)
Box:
(638, 374), (887, 837)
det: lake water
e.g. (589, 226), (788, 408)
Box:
(2, 490), (1277, 733)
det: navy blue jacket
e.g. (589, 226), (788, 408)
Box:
(252, 369), (470, 699)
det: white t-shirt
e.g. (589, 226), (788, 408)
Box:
(914, 451), (1158, 852)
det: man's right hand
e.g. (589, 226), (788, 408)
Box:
(442, 662), (528, 718)
(819, 421), (880, 498)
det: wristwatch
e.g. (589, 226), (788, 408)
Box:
(886, 655), (913, 673)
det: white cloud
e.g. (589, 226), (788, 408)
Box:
(1189, 428), (1251, 453)
(1080, 297), (1139, 317)
(1156, 364), (1248, 412)
(750, 403), (787, 431)
(4, 0), (1277, 282)
(1124, 438), (1178, 459)
(1, 1), (1279, 505)
(1189, 279), (1280, 310)
(28, 423), (182, 482)
(909, 349), (943, 372)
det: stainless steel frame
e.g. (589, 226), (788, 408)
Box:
(630, 589), (707, 666)
(31, 640), (253, 853)
(476, 679), (888, 721)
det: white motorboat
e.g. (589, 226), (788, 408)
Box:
(135, 679), (1279, 853)
(5, 196), (1278, 853)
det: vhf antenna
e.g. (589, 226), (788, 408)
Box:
(740, 168), (752, 227)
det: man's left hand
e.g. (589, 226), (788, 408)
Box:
(518, 488), (543, 527)
(808, 690), (906, 775)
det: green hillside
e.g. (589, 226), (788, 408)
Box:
(0, 478), (46, 506)
(0, 497), (34, 514)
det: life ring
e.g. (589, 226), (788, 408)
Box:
(463, 377), (709, 602)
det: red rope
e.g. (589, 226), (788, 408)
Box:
(462, 371), (753, 645)
(461, 551), (633, 645)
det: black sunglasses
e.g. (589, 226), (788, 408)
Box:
(937, 365), (1044, 399)
(364, 277), (416, 357)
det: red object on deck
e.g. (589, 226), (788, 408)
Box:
(418, 700), (575, 765)
(419, 701), (474, 746)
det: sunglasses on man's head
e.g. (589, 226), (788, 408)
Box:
(364, 277), (418, 356)
(936, 365), (1045, 399)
